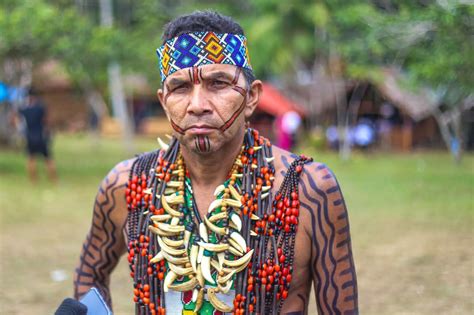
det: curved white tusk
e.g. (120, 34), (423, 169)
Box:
(223, 198), (242, 209)
(163, 270), (177, 292)
(204, 216), (228, 235)
(157, 137), (169, 151)
(149, 251), (164, 263)
(218, 279), (233, 294)
(200, 255), (215, 284)
(261, 185), (271, 192)
(199, 222), (208, 242)
(208, 199), (223, 213)
(228, 185), (242, 201)
(223, 249), (254, 267)
(230, 212), (242, 231)
(217, 252), (225, 270)
(190, 243), (199, 272)
(213, 184), (226, 197)
(230, 232), (247, 252)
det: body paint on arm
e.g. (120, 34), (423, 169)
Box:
(74, 160), (130, 307)
(281, 155), (358, 315)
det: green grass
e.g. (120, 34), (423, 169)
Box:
(0, 134), (472, 314)
(309, 150), (474, 225)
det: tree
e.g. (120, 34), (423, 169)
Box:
(0, 0), (128, 143)
(237, 0), (473, 159)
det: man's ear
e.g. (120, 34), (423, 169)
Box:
(244, 79), (263, 118)
(157, 88), (170, 120)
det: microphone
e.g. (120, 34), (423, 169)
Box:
(54, 288), (112, 315)
(54, 298), (87, 315)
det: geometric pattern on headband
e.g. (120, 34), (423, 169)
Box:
(156, 32), (252, 82)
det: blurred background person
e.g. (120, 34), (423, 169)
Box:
(16, 87), (57, 183)
(276, 110), (302, 151)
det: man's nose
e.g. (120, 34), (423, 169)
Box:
(187, 85), (212, 116)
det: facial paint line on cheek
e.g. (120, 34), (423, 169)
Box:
(219, 98), (247, 132)
(170, 119), (185, 135)
(232, 85), (246, 97)
(231, 67), (246, 97)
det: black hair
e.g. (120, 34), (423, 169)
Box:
(162, 10), (255, 86)
(27, 87), (38, 96)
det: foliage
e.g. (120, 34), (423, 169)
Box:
(238, 0), (473, 102)
(1, 0), (472, 103)
(0, 1), (126, 88)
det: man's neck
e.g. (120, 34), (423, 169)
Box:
(180, 129), (244, 188)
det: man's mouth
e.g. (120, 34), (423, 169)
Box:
(185, 124), (218, 134)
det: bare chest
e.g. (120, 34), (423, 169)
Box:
(192, 187), (219, 220)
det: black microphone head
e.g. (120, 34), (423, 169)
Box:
(54, 298), (87, 315)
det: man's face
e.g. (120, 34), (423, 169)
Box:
(158, 64), (261, 154)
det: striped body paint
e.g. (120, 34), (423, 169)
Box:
(280, 155), (359, 315)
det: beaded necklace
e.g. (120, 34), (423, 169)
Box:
(126, 129), (312, 315)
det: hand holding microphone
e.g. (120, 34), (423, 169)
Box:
(54, 298), (87, 315)
(54, 288), (112, 315)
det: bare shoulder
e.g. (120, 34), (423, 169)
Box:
(94, 157), (137, 226)
(272, 145), (339, 190)
(101, 158), (135, 189)
(272, 146), (347, 233)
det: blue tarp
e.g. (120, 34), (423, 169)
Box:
(0, 82), (8, 102)
(0, 82), (25, 103)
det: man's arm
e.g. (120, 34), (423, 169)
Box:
(73, 159), (133, 308)
(301, 162), (358, 315)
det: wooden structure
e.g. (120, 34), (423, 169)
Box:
(32, 61), (89, 132)
(288, 67), (444, 151)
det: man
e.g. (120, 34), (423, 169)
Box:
(74, 11), (358, 315)
(18, 88), (57, 183)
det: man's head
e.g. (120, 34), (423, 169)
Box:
(157, 11), (262, 155)
(27, 87), (38, 105)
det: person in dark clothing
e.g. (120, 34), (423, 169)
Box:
(18, 88), (57, 183)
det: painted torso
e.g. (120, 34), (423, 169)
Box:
(75, 132), (358, 315)
(125, 132), (312, 315)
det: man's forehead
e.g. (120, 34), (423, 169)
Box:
(166, 64), (238, 81)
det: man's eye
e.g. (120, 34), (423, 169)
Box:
(172, 84), (189, 92)
(210, 80), (229, 88)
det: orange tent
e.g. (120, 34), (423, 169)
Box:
(257, 83), (306, 117)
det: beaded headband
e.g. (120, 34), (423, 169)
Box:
(157, 32), (252, 82)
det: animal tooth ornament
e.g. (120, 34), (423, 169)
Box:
(126, 129), (312, 314)
(157, 137), (169, 151)
(207, 287), (233, 313)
